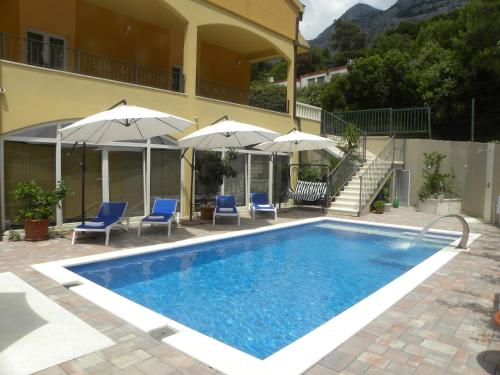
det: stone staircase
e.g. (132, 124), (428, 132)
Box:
(330, 150), (393, 216)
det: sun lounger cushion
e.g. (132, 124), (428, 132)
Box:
(84, 221), (104, 227)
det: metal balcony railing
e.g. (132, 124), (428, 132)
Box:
(197, 78), (289, 114)
(331, 107), (431, 136)
(0, 32), (184, 93)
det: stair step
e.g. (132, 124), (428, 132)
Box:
(329, 207), (359, 216)
(331, 202), (359, 210)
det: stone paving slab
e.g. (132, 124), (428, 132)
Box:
(1, 207), (499, 374)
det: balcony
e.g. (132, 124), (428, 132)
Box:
(0, 32), (184, 93)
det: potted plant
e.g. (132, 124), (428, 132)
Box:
(195, 150), (236, 220)
(417, 152), (461, 215)
(392, 198), (400, 208)
(373, 200), (385, 214)
(381, 187), (391, 212)
(10, 180), (71, 241)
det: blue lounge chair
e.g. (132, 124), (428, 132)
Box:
(249, 193), (277, 220)
(213, 195), (240, 226)
(72, 202), (129, 246)
(138, 199), (179, 237)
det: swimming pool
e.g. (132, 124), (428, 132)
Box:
(33, 218), (475, 375)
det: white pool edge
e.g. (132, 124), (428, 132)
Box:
(32, 217), (481, 375)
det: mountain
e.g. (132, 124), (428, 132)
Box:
(309, 0), (468, 50)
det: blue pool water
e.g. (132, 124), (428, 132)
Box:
(68, 221), (458, 359)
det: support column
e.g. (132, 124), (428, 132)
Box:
(0, 138), (5, 232)
(183, 22), (198, 98)
(145, 140), (151, 215)
(55, 128), (62, 228)
(102, 149), (110, 202)
(484, 143), (495, 223)
(181, 148), (194, 218)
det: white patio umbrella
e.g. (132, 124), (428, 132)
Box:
(178, 118), (280, 220)
(60, 104), (193, 143)
(254, 130), (336, 152)
(58, 101), (194, 224)
(177, 119), (279, 149)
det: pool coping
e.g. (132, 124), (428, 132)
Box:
(32, 217), (481, 375)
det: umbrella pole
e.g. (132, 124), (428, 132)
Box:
(189, 148), (195, 221)
(81, 142), (86, 224)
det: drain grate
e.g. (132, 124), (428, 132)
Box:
(62, 280), (83, 288)
(148, 325), (177, 340)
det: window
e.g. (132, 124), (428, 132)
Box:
(171, 66), (183, 92)
(4, 142), (56, 228)
(150, 149), (181, 205)
(250, 155), (270, 196)
(26, 31), (66, 70)
(307, 78), (315, 85)
(317, 76), (325, 84)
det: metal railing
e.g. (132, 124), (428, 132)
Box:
(330, 107), (430, 136)
(296, 102), (322, 121)
(321, 110), (367, 162)
(0, 32), (183, 92)
(327, 153), (360, 198)
(358, 136), (395, 213)
(197, 78), (289, 114)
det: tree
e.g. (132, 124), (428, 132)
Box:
(249, 82), (287, 112)
(296, 84), (326, 108)
(331, 20), (367, 65)
(412, 41), (468, 119)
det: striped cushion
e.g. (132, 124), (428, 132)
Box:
(288, 180), (327, 202)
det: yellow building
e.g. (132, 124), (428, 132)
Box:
(0, 0), (317, 230)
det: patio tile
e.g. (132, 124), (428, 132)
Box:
(2, 207), (498, 375)
(135, 357), (177, 374)
(320, 350), (355, 371)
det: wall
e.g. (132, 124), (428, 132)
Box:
(197, 40), (250, 103)
(492, 144), (500, 224)
(205, 0), (299, 41)
(404, 139), (498, 221)
(19, 0), (77, 49)
(75, 1), (172, 69)
(0, 0), (20, 35)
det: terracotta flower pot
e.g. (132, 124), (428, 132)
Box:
(23, 219), (49, 241)
(200, 206), (214, 221)
(375, 206), (384, 214)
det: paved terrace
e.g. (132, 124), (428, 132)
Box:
(1, 207), (499, 375)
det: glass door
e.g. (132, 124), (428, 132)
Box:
(26, 31), (66, 70)
(250, 154), (270, 197)
(109, 149), (145, 217)
(223, 153), (246, 206)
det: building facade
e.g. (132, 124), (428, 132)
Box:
(0, 0), (317, 230)
(274, 65), (348, 88)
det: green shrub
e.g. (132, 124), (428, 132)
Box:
(10, 180), (71, 222)
(417, 152), (454, 200)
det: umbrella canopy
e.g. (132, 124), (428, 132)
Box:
(59, 104), (194, 143)
(58, 103), (193, 225)
(254, 130), (336, 152)
(177, 119), (279, 149)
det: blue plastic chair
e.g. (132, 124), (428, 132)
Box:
(138, 199), (179, 237)
(213, 195), (240, 226)
(72, 202), (129, 246)
(249, 193), (277, 220)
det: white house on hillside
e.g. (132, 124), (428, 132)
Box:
(272, 65), (348, 88)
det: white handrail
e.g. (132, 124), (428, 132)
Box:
(296, 102), (321, 121)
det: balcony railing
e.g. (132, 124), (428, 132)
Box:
(197, 78), (289, 114)
(0, 32), (184, 92)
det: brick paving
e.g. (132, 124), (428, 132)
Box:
(1, 207), (499, 374)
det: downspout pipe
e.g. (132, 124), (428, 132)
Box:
(293, 11), (303, 127)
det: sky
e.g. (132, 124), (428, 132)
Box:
(299, 0), (398, 40)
